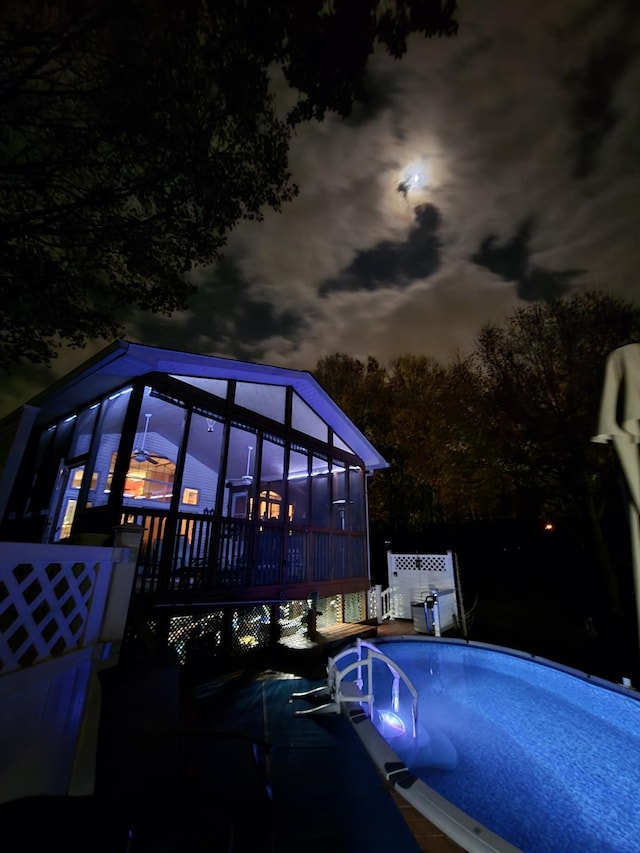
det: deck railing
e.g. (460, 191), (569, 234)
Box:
(121, 507), (365, 595)
(368, 584), (392, 623)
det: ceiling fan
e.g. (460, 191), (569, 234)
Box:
(132, 413), (162, 465)
(226, 445), (254, 487)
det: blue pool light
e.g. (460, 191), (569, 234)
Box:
(377, 709), (406, 738)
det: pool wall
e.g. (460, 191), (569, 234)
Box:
(341, 634), (639, 853)
(345, 699), (523, 853)
(375, 634), (639, 699)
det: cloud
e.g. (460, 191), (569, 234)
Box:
(260, 260), (522, 371)
(3, 0), (640, 419)
(566, 35), (636, 178)
(131, 257), (305, 363)
(471, 217), (584, 301)
(319, 203), (442, 295)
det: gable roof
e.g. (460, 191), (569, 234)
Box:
(21, 340), (389, 471)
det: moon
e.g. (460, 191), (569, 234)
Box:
(397, 159), (430, 198)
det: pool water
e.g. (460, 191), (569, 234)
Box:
(368, 640), (640, 853)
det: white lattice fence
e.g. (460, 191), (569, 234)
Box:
(0, 534), (141, 804)
(386, 551), (456, 619)
(0, 544), (115, 677)
(390, 553), (452, 575)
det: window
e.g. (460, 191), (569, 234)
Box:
(121, 453), (176, 503)
(120, 388), (185, 507)
(180, 411), (224, 511)
(222, 424), (257, 518)
(259, 489), (285, 521)
(182, 487), (199, 506)
(287, 447), (310, 525)
(258, 436), (285, 520)
(85, 389), (132, 508)
(310, 455), (330, 528)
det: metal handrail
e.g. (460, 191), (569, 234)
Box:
(329, 637), (418, 737)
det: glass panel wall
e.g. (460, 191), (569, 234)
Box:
(291, 392), (328, 442)
(122, 389), (185, 508)
(222, 424), (258, 519)
(179, 411), (224, 513)
(331, 460), (347, 530)
(310, 454), (330, 528)
(235, 383), (286, 423)
(27, 417), (77, 541)
(258, 437), (285, 521)
(255, 436), (286, 586)
(23, 425), (57, 517)
(287, 447), (310, 525)
(85, 387), (133, 509)
(50, 462), (86, 541)
(349, 466), (365, 531)
(5, 366), (372, 587)
(285, 446), (310, 583)
(68, 404), (99, 459)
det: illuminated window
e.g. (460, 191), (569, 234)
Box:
(259, 489), (283, 521)
(182, 487), (199, 506)
(71, 468), (98, 490)
(59, 498), (77, 540)
(117, 452), (176, 502)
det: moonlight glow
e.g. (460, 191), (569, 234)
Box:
(397, 160), (429, 198)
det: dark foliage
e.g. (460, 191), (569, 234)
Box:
(0, 0), (458, 367)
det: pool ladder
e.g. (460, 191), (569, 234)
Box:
(291, 638), (418, 738)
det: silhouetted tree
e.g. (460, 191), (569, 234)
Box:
(0, 0), (458, 367)
(475, 290), (640, 647)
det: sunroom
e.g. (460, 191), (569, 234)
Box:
(0, 341), (388, 652)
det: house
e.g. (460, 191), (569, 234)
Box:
(0, 340), (388, 660)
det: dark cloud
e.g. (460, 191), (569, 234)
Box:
(566, 37), (635, 179)
(346, 67), (403, 128)
(3, 0), (640, 420)
(472, 218), (533, 283)
(319, 203), (442, 296)
(132, 257), (305, 361)
(471, 217), (584, 302)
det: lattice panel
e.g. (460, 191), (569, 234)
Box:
(168, 611), (223, 664)
(316, 595), (340, 629)
(0, 560), (98, 674)
(231, 605), (271, 653)
(387, 552), (456, 619)
(391, 554), (450, 574)
(343, 591), (365, 623)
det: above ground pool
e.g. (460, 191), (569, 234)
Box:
(358, 638), (640, 853)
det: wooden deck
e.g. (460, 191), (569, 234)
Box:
(278, 618), (379, 652)
(315, 619), (379, 646)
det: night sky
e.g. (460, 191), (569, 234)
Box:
(2, 0), (639, 418)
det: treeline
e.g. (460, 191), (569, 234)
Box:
(314, 290), (640, 641)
